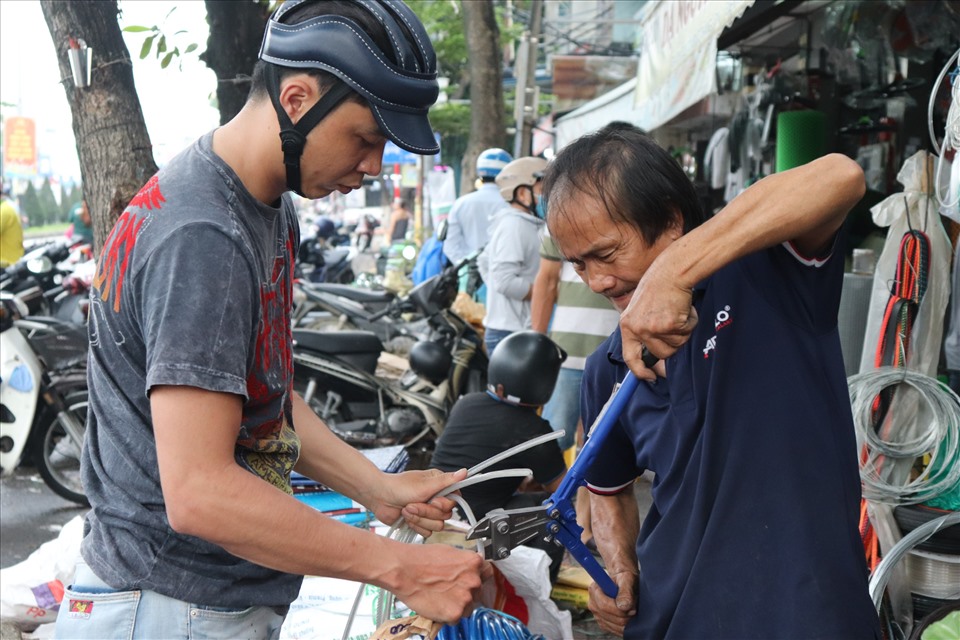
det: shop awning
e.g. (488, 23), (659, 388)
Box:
(555, 0), (755, 148)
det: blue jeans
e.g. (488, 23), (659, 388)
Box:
(55, 561), (286, 639)
(484, 328), (513, 358)
(541, 367), (584, 451)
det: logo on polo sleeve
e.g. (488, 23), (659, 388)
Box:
(703, 305), (732, 359)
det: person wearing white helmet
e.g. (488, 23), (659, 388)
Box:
(60, 2), (487, 637)
(442, 147), (512, 266)
(479, 155), (549, 355)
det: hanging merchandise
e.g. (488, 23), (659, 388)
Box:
(775, 110), (827, 172)
(928, 48), (959, 220)
(703, 127), (730, 191)
(858, 151), (952, 378)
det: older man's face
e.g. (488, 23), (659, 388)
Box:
(549, 189), (676, 312)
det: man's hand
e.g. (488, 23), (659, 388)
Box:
(588, 570), (638, 637)
(369, 468), (467, 538)
(389, 545), (492, 624)
(620, 257), (697, 380)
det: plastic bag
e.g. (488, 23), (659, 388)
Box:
(0, 515), (83, 631)
(859, 151), (951, 377)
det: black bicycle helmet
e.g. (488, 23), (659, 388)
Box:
(259, 0), (440, 195)
(488, 331), (567, 406)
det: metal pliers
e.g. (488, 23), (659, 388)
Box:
(467, 368), (644, 598)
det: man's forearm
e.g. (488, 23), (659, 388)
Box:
(531, 259), (560, 332)
(591, 488), (640, 577)
(663, 154), (865, 292)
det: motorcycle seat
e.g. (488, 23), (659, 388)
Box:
(301, 282), (395, 304)
(293, 329), (383, 373)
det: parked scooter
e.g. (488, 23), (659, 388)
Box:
(0, 240), (93, 325)
(292, 252), (487, 461)
(297, 218), (358, 285)
(0, 292), (89, 505)
(292, 246), (482, 355)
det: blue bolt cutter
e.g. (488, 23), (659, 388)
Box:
(466, 356), (652, 598)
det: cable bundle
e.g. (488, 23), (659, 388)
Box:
(874, 229), (930, 371)
(436, 608), (546, 640)
(867, 511), (960, 611)
(850, 368), (960, 506)
(929, 47), (959, 211)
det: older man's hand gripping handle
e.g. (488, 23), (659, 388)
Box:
(549, 369), (644, 598)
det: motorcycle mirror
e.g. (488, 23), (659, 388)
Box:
(436, 218), (449, 242)
(26, 256), (54, 275)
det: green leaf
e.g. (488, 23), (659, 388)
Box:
(157, 35), (167, 55)
(184, 43), (198, 54)
(123, 25), (152, 33)
(160, 51), (175, 69)
(139, 34), (156, 60)
(920, 611), (960, 640)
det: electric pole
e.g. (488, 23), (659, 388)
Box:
(513, 0), (543, 159)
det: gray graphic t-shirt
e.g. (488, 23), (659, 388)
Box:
(81, 131), (303, 607)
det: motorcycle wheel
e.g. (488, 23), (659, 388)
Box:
(336, 268), (356, 285)
(32, 389), (89, 506)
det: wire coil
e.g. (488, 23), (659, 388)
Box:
(906, 549), (960, 600)
(848, 367), (960, 504)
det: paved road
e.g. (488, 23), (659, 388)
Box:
(0, 465), (87, 570)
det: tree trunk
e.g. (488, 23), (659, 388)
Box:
(459, 0), (506, 195)
(41, 0), (157, 257)
(201, 0), (270, 125)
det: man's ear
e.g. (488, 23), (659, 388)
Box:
(277, 74), (318, 124)
(668, 208), (685, 240)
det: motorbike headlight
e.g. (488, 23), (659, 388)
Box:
(0, 293), (28, 324)
(26, 256), (53, 275)
(401, 245), (418, 261)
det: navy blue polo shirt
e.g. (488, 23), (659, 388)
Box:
(581, 240), (881, 639)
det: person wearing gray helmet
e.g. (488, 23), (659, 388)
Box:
(59, 2), (487, 638)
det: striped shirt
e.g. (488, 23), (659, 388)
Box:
(541, 235), (620, 370)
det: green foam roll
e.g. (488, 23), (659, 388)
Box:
(776, 110), (827, 172)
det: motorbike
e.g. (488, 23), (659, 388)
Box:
(0, 240), (93, 325)
(0, 291), (90, 505)
(353, 212), (380, 253)
(292, 242), (485, 355)
(292, 252), (487, 465)
(297, 220), (358, 285)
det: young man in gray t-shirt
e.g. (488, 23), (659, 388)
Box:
(57, 2), (487, 637)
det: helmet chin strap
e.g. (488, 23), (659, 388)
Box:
(265, 65), (353, 197)
(512, 185), (538, 216)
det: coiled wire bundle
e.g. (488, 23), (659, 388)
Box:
(436, 608), (546, 640)
(929, 47), (959, 211)
(848, 367), (960, 505)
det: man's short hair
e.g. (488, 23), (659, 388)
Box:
(542, 121), (706, 247)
